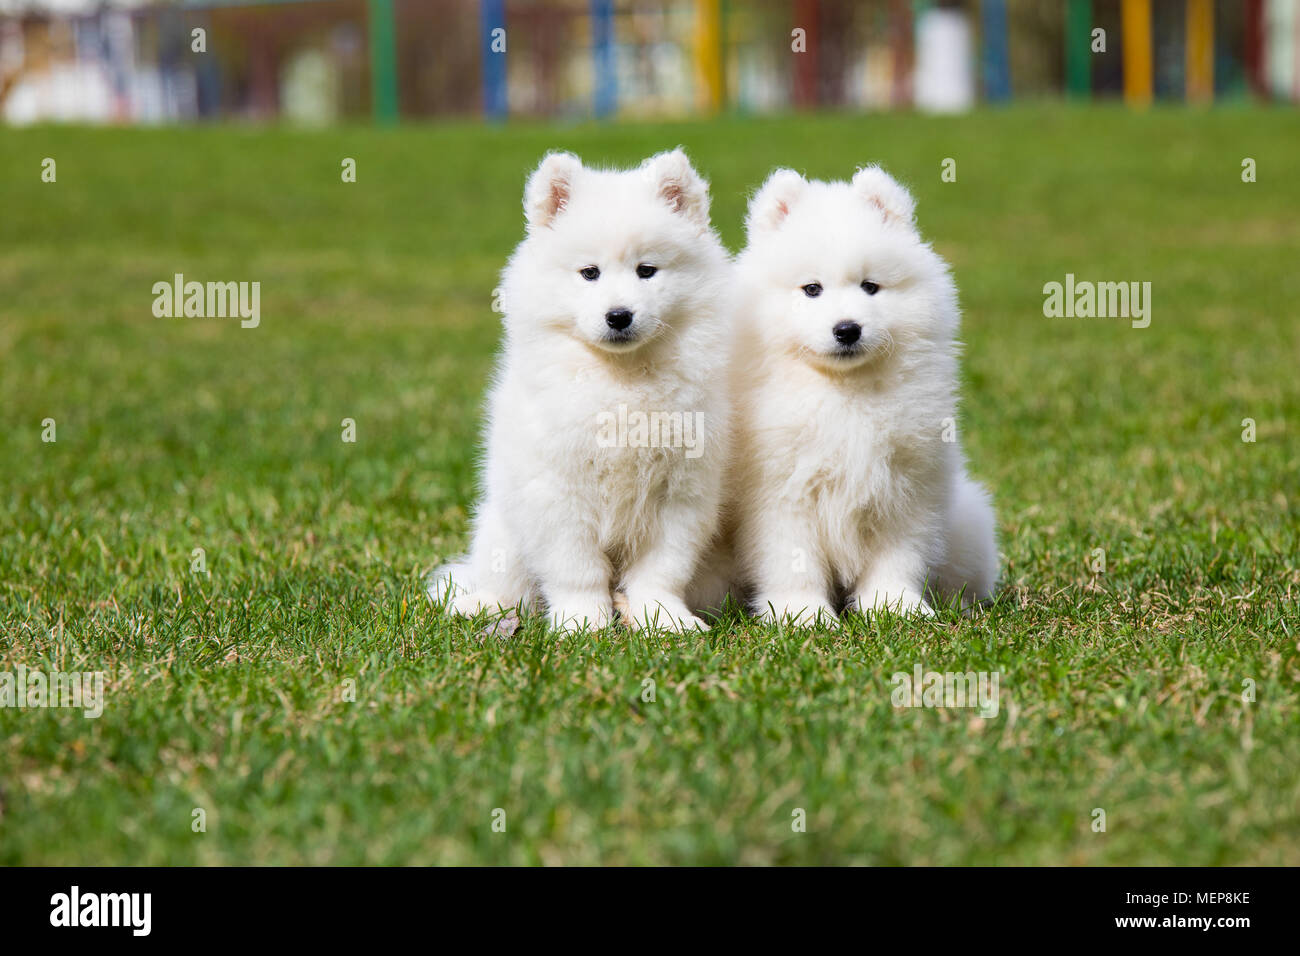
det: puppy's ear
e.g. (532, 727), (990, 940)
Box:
(746, 168), (807, 236)
(642, 148), (710, 227)
(524, 151), (582, 230)
(852, 165), (916, 226)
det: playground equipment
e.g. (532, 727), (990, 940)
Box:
(1, 0), (1295, 125)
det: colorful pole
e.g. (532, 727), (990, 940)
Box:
(1065, 0), (1092, 97)
(480, 0), (507, 120)
(1121, 0), (1153, 107)
(694, 0), (723, 112)
(591, 0), (616, 118)
(1264, 0), (1298, 101)
(981, 0), (1011, 102)
(1184, 0), (1214, 102)
(793, 0), (818, 109)
(1244, 0), (1266, 98)
(1294, 0), (1300, 101)
(889, 0), (911, 107)
(368, 0), (398, 123)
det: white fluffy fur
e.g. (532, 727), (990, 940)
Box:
(725, 164), (998, 622)
(430, 149), (731, 633)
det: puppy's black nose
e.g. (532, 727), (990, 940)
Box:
(833, 320), (862, 346)
(605, 308), (634, 331)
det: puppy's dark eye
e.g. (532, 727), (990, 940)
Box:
(801, 283), (822, 298)
(636, 264), (658, 279)
(580, 266), (600, 281)
(861, 280), (880, 295)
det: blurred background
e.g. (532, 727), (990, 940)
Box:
(1, 0), (1297, 126)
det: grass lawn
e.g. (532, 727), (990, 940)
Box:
(1, 106), (1297, 865)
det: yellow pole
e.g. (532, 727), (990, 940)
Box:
(1185, 0), (1214, 103)
(1122, 0), (1153, 107)
(694, 0), (723, 113)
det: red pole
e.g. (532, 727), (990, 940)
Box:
(1243, 0), (1266, 99)
(889, 0), (912, 108)
(793, 0), (819, 109)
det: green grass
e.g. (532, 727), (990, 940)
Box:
(1, 106), (1297, 865)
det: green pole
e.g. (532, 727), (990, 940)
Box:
(1065, 0), (1092, 98)
(369, 0), (399, 123)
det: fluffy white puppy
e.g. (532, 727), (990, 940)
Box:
(431, 149), (731, 633)
(729, 164), (997, 622)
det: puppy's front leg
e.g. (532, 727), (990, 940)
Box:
(746, 510), (836, 625)
(620, 498), (712, 633)
(848, 539), (934, 618)
(445, 494), (533, 618)
(532, 525), (614, 635)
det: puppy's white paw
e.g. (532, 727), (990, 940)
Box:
(625, 594), (709, 633)
(449, 590), (513, 618)
(848, 587), (934, 618)
(755, 594), (837, 626)
(547, 595), (614, 634)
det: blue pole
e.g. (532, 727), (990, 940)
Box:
(981, 0), (1011, 102)
(591, 0), (616, 118)
(480, 0), (507, 120)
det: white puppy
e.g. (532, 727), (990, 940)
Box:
(431, 149), (731, 633)
(728, 165), (998, 622)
